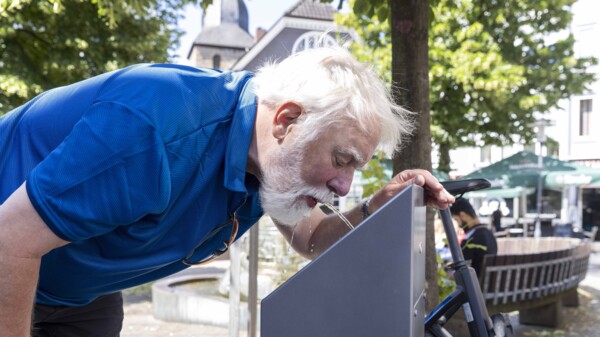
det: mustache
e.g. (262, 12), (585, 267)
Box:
(300, 186), (335, 205)
(317, 192), (335, 205)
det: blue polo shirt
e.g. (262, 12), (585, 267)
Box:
(0, 64), (264, 306)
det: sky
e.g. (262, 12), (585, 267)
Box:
(173, 0), (299, 64)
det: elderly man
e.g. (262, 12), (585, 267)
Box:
(0, 47), (453, 336)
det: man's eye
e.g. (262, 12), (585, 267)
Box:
(335, 157), (350, 167)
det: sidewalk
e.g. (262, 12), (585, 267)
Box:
(121, 242), (600, 337)
(122, 300), (236, 337)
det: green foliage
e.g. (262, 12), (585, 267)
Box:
(352, 0), (388, 22)
(359, 151), (390, 198)
(0, 0), (209, 114)
(336, 1), (391, 87)
(1, 0), (210, 27)
(337, 0), (597, 172)
(437, 252), (455, 300)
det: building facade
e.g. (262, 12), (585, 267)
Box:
(232, 0), (349, 72)
(187, 0), (353, 73)
(561, 0), (600, 167)
(187, 0), (254, 70)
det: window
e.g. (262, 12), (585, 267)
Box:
(574, 24), (597, 58)
(212, 54), (221, 69)
(291, 32), (337, 54)
(579, 99), (592, 136)
(480, 146), (491, 163)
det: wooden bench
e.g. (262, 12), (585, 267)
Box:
(479, 237), (593, 327)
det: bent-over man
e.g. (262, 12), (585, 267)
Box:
(0, 47), (454, 336)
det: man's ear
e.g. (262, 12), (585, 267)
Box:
(272, 102), (303, 140)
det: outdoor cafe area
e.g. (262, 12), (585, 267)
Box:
(461, 151), (600, 241)
(466, 184), (599, 240)
(491, 212), (596, 239)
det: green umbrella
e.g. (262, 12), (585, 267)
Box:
(462, 151), (600, 192)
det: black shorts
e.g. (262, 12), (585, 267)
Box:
(32, 292), (124, 337)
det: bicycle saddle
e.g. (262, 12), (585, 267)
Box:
(441, 178), (491, 198)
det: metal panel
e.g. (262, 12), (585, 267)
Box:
(261, 185), (426, 337)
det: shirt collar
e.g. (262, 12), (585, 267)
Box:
(223, 76), (259, 194)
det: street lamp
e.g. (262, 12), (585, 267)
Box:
(533, 118), (552, 238)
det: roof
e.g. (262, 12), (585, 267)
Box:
(193, 23), (254, 49)
(284, 0), (336, 21)
(231, 0), (353, 71)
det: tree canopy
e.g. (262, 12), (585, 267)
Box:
(0, 0), (210, 114)
(338, 0), (596, 172)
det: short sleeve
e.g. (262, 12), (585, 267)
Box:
(27, 102), (171, 242)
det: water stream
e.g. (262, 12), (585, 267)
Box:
(321, 202), (354, 230)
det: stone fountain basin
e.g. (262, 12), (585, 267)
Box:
(152, 272), (249, 327)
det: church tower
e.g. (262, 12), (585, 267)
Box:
(187, 0), (254, 70)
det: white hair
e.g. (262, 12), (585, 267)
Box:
(253, 47), (414, 156)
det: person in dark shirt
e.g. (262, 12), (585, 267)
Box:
(491, 202), (503, 233)
(450, 198), (498, 277)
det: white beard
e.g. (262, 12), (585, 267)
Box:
(258, 138), (333, 226)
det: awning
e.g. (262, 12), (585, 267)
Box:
(464, 186), (535, 199)
(463, 151), (600, 190)
(545, 169), (600, 188)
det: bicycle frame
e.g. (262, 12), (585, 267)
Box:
(425, 179), (513, 337)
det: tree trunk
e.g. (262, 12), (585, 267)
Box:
(389, 0), (439, 312)
(438, 141), (452, 173)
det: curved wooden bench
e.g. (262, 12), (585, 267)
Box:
(479, 237), (592, 327)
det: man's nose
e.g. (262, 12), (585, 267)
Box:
(326, 170), (354, 197)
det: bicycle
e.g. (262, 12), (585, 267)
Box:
(425, 178), (513, 337)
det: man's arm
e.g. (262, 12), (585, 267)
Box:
(273, 201), (365, 260)
(0, 183), (68, 336)
(275, 169), (454, 259)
